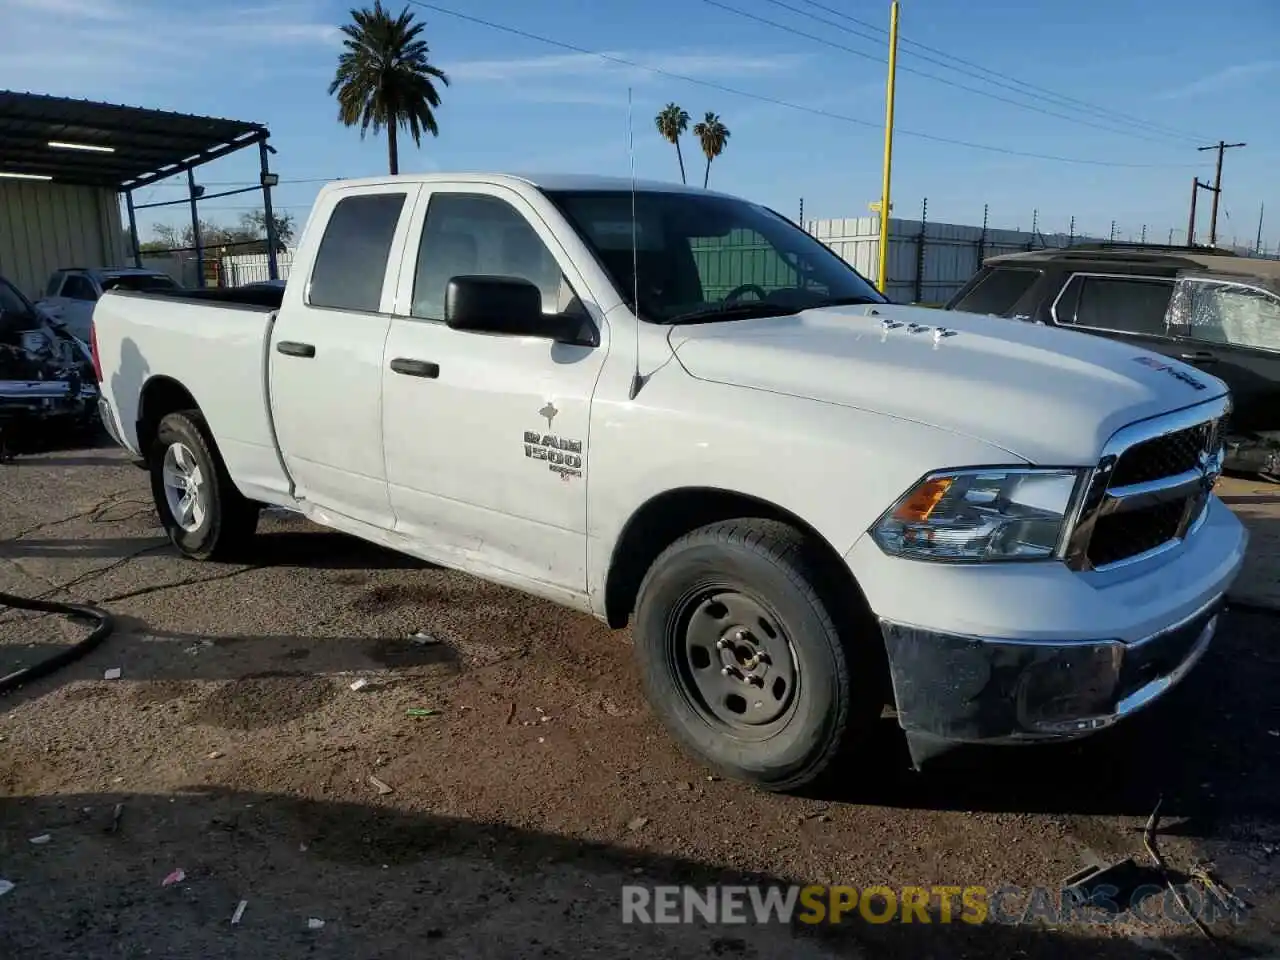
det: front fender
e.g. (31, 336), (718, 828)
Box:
(584, 376), (1023, 614)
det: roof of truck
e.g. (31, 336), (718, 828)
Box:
(320, 171), (739, 198)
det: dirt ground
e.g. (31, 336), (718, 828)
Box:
(1, 439), (1278, 959)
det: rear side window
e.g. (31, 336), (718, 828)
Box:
(102, 274), (177, 293)
(951, 267), (1040, 316)
(44, 273), (64, 297)
(61, 275), (98, 301)
(1059, 275), (1174, 336)
(308, 192), (407, 312)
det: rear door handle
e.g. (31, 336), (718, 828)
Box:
(1179, 351), (1218, 364)
(276, 341), (316, 358)
(389, 358), (440, 379)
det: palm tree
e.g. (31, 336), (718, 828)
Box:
(692, 112), (730, 188)
(329, 1), (449, 175)
(654, 103), (690, 184)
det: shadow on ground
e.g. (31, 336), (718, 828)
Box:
(0, 787), (1258, 960)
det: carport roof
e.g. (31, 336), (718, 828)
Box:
(0, 91), (269, 191)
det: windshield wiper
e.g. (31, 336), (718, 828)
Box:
(661, 302), (801, 325)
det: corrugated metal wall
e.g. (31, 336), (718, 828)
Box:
(0, 181), (128, 299)
(806, 216), (1101, 304)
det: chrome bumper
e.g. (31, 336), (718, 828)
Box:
(880, 593), (1223, 764)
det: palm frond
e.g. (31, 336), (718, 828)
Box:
(329, 0), (449, 160)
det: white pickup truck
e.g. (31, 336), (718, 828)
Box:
(93, 173), (1248, 789)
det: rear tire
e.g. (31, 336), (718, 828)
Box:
(632, 518), (881, 792)
(148, 410), (258, 561)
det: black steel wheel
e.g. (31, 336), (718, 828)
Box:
(633, 518), (881, 791)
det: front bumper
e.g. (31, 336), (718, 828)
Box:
(848, 495), (1248, 764)
(880, 592), (1222, 746)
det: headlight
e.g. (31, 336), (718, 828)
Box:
(871, 468), (1086, 562)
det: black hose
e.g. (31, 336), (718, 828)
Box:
(0, 591), (115, 695)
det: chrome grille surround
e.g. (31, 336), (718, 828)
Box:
(1062, 393), (1230, 573)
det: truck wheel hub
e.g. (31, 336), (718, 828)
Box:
(682, 591), (798, 727)
(161, 441), (207, 533)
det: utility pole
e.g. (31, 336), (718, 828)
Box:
(1188, 176), (1214, 246)
(876, 0), (900, 294)
(1197, 140), (1246, 247)
(1257, 203), (1265, 255)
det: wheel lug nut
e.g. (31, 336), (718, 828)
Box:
(715, 639), (726, 650)
(721, 667), (734, 677)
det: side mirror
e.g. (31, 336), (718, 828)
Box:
(444, 275), (590, 345)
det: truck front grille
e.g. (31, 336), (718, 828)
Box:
(1085, 500), (1188, 568)
(1064, 396), (1229, 572)
(1109, 421), (1214, 487)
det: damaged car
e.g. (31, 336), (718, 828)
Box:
(0, 273), (99, 458)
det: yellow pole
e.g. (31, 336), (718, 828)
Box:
(877, 0), (900, 294)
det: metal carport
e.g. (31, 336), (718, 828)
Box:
(0, 90), (278, 295)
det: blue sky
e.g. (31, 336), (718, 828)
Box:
(3, 0), (1277, 248)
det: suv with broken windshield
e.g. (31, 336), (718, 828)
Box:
(945, 244), (1280, 478)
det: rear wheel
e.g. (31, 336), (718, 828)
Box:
(632, 518), (881, 792)
(148, 410), (258, 561)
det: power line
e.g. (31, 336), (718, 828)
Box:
(407, 1), (1198, 169)
(786, 0), (1209, 144)
(709, 0), (1192, 146)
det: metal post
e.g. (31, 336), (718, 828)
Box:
(1068, 216), (1075, 247)
(260, 138), (279, 281)
(125, 189), (142, 268)
(1169, 227), (1175, 245)
(1257, 203), (1265, 255)
(1188, 177), (1199, 246)
(914, 197), (927, 303)
(978, 203), (988, 263)
(188, 168), (204, 289)
(876, 0), (900, 295)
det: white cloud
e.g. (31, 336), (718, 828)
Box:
(443, 50), (809, 84)
(0, 0), (341, 96)
(1156, 61), (1280, 99)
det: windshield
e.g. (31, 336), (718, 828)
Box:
(102, 274), (178, 293)
(543, 189), (886, 323)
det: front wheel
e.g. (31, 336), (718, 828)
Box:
(632, 518), (882, 792)
(148, 410), (259, 561)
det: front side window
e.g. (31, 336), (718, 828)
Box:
(308, 192), (407, 312)
(410, 192), (585, 325)
(1177, 280), (1280, 353)
(544, 189), (885, 324)
(951, 267), (1040, 316)
(61, 275), (98, 301)
(1058, 275), (1174, 336)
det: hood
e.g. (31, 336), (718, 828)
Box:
(668, 303), (1228, 465)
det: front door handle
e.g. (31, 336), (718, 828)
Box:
(276, 340), (316, 358)
(389, 358), (440, 379)
(1179, 351), (1218, 365)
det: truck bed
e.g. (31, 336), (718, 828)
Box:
(150, 285), (286, 310)
(92, 289), (292, 504)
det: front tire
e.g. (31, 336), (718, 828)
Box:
(632, 518), (881, 792)
(148, 410), (258, 561)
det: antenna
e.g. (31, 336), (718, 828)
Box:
(627, 86), (643, 400)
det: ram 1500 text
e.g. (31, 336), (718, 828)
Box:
(92, 173), (1248, 789)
